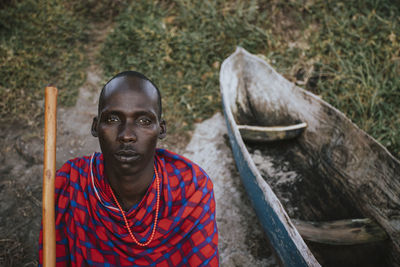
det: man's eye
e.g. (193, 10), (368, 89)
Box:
(138, 118), (151, 126)
(106, 115), (120, 123)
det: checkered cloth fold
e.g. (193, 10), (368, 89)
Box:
(39, 148), (219, 266)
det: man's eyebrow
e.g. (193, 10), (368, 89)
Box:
(134, 110), (157, 118)
(100, 109), (157, 117)
(99, 109), (118, 115)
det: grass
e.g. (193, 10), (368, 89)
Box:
(0, 0), (89, 127)
(99, 0), (399, 157)
(268, 0), (400, 157)
(1, 0), (399, 158)
(99, 0), (272, 133)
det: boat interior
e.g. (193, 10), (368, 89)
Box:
(237, 101), (391, 266)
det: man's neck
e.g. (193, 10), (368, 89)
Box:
(105, 161), (154, 211)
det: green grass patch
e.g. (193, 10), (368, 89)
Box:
(268, 0), (400, 158)
(99, 0), (273, 132)
(0, 0), (89, 126)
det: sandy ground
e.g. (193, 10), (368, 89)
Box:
(183, 113), (277, 266)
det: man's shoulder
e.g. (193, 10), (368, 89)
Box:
(156, 148), (203, 170)
(156, 148), (211, 185)
(55, 153), (100, 188)
(57, 153), (100, 174)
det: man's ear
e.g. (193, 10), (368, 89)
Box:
(91, 117), (98, 137)
(158, 119), (167, 139)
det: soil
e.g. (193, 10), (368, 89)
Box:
(0, 22), (278, 266)
(247, 141), (361, 222)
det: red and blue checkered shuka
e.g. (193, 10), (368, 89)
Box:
(39, 148), (219, 266)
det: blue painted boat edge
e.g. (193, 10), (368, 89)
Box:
(222, 106), (310, 267)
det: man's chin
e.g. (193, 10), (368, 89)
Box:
(103, 152), (155, 175)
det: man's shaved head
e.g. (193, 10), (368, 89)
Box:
(99, 71), (162, 118)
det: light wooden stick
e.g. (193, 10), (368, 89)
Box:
(43, 86), (57, 267)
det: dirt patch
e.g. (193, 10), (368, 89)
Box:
(0, 123), (43, 266)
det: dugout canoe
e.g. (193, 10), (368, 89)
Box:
(220, 47), (400, 267)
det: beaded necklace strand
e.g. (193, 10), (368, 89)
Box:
(108, 166), (160, 247)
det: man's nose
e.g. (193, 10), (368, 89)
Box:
(118, 122), (137, 142)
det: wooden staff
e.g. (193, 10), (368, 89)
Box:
(42, 86), (57, 267)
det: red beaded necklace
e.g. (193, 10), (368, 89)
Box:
(108, 166), (160, 247)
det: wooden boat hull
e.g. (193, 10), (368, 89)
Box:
(223, 111), (319, 266)
(220, 47), (400, 266)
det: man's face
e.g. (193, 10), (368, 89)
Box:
(92, 76), (166, 175)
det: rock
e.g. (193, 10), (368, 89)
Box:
(15, 135), (44, 164)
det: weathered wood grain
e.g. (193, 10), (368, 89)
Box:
(293, 218), (388, 245)
(238, 122), (307, 142)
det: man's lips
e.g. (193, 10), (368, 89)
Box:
(114, 150), (141, 163)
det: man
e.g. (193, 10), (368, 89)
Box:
(39, 71), (219, 266)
